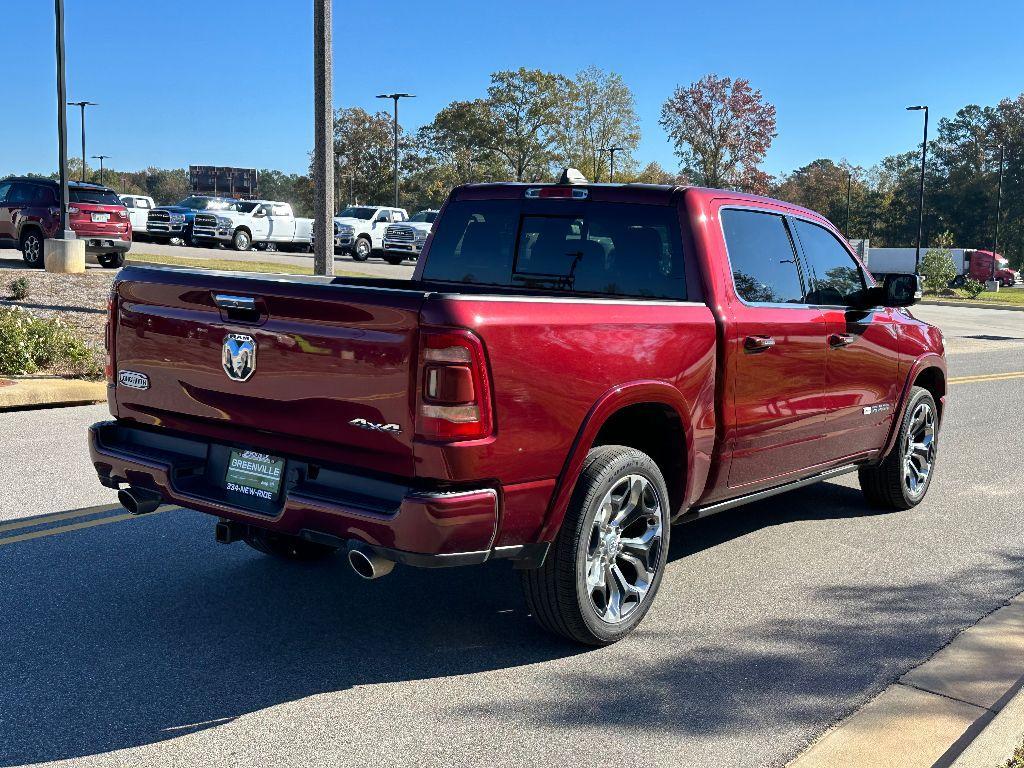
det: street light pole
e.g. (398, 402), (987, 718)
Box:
(377, 93), (414, 207)
(906, 105), (929, 271)
(312, 0), (334, 277)
(92, 155), (109, 185)
(845, 169), (853, 235)
(991, 144), (1004, 283)
(68, 100), (97, 182)
(53, 0), (73, 239)
(602, 146), (625, 182)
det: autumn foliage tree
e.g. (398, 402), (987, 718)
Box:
(659, 74), (777, 194)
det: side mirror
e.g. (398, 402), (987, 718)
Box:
(254, 209), (267, 218)
(850, 274), (921, 309)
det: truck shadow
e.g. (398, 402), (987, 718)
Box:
(0, 482), (1020, 765)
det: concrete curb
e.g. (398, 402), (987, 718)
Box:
(0, 376), (106, 410)
(789, 593), (1024, 768)
(920, 299), (1024, 312)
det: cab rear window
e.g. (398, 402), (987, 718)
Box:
(422, 199), (686, 299)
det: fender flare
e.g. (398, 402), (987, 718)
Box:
(537, 380), (696, 543)
(877, 353), (947, 462)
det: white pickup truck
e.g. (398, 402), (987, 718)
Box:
(381, 209), (438, 264)
(118, 194), (156, 236)
(327, 205), (408, 261)
(192, 200), (313, 252)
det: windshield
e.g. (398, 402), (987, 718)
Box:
(422, 199), (686, 299)
(69, 188), (123, 206)
(337, 206), (377, 220)
(409, 211), (437, 223)
(176, 196), (236, 211)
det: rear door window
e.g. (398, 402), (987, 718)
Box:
(721, 208), (806, 304)
(790, 218), (866, 306)
(423, 199), (685, 299)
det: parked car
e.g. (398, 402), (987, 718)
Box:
(146, 196), (239, 245)
(382, 209), (438, 265)
(867, 246), (1020, 287)
(118, 194), (155, 238)
(89, 171), (946, 646)
(0, 177), (131, 268)
(191, 200), (313, 252)
(329, 205), (408, 260)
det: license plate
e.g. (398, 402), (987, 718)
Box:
(91, 212), (110, 223)
(225, 449), (284, 501)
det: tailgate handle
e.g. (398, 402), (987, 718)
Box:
(214, 294), (262, 322)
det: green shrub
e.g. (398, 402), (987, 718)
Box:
(0, 307), (102, 378)
(9, 277), (29, 301)
(919, 231), (958, 295)
(962, 278), (986, 299)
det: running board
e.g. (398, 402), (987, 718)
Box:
(680, 464), (860, 522)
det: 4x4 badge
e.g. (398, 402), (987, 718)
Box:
(349, 418), (401, 434)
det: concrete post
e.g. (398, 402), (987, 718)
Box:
(44, 239), (85, 274)
(312, 0), (335, 277)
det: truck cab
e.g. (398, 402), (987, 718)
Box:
(118, 194), (155, 236)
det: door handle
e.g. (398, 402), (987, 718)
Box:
(744, 335), (776, 353)
(830, 333), (856, 348)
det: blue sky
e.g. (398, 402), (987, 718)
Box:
(4, 0), (1022, 179)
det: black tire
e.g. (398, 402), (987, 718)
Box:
(859, 386), (939, 510)
(232, 228), (252, 252)
(521, 445), (671, 646)
(97, 252), (125, 269)
(20, 229), (44, 268)
(384, 253), (405, 266)
(243, 529), (337, 562)
(352, 236), (372, 261)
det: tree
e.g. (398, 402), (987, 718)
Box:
(773, 159), (868, 235)
(919, 231), (958, 294)
(555, 66), (640, 181)
(659, 74), (777, 193)
(321, 106), (402, 207)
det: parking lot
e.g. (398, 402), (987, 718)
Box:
(0, 303), (1020, 768)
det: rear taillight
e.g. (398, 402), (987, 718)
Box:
(104, 290), (116, 385)
(117, 209), (128, 220)
(68, 206), (80, 214)
(416, 328), (493, 441)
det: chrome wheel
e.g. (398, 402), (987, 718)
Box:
(584, 474), (664, 624)
(903, 401), (936, 499)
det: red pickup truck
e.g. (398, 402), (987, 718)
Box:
(89, 174), (946, 645)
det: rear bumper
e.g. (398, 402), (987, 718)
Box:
(88, 421), (546, 568)
(81, 237), (131, 254)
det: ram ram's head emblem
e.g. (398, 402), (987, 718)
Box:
(223, 334), (257, 382)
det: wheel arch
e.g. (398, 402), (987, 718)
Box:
(877, 354), (947, 462)
(538, 381), (696, 543)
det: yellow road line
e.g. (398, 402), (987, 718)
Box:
(0, 510), (166, 546)
(949, 371), (1024, 385)
(0, 503), (124, 534)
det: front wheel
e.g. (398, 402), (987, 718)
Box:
(521, 445), (670, 646)
(243, 529), (337, 562)
(97, 253), (125, 269)
(352, 236), (372, 261)
(21, 230), (44, 268)
(232, 229), (252, 251)
(858, 386), (939, 510)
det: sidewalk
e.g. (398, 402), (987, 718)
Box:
(790, 593), (1024, 767)
(0, 375), (106, 410)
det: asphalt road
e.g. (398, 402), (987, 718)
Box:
(0, 304), (1021, 768)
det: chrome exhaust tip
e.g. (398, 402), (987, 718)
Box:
(347, 544), (395, 580)
(117, 486), (162, 516)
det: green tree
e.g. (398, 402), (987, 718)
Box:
(919, 231), (958, 294)
(322, 106), (402, 208)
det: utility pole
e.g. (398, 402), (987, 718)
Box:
(68, 100), (97, 182)
(991, 144), (1004, 283)
(601, 146), (625, 182)
(312, 0), (334, 276)
(377, 93), (414, 207)
(54, 0), (73, 239)
(92, 155), (109, 185)
(906, 105), (929, 271)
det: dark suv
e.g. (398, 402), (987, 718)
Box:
(0, 177), (132, 268)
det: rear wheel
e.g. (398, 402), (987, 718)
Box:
(352, 236), (372, 261)
(97, 252), (125, 269)
(20, 230), (44, 268)
(859, 386), (938, 510)
(232, 228), (252, 251)
(243, 529), (337, 562)
(521, 445), (670, 646)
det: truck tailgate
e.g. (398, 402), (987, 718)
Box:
(112, 267), (426, 477)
